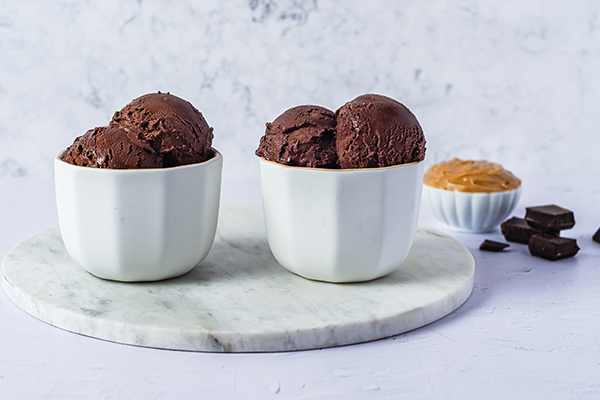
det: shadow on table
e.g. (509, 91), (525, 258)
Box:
(155, 233), (282, 288)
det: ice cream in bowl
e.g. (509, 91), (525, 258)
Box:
(55, 92), (222, 282)
(422, 158), (521, 232)
(256, 94), (426, 283)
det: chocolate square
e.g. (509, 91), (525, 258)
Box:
(593, 227), (600, 244)
(528, 233), (579, 261)
(479, 240), (510, 252)
(501, 217), (541, 244)
(525, 205), (575, 232)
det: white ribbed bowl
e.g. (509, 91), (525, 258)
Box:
(55, 149), (223, 282)
(260, 159), (424, 283)
(422, 184), (521, 233)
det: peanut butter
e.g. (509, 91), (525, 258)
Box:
(424, 158), (521, 193)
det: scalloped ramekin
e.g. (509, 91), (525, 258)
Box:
(259, 158), (424, 283)
(422, 184), (521, 233)
(55, 149), (223, 282)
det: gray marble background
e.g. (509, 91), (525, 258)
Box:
(1, 0), (599, 185)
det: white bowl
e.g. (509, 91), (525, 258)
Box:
(259, 159), (424, 283)
(55, 149), (223, 282)
(422, 184), (521, 233)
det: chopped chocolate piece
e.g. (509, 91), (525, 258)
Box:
(480, 240), (510, 252)
(528, 233), (579, 261)
(593, 227), (600, 244)
(525, 205), (575, 232)
(501, 217), (541, 244)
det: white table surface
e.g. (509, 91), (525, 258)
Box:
(1, 174), (599, 399)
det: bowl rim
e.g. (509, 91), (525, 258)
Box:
(56, 147), (222, 171)
(259, 157), (422, 172)
(422, 182), (522, 195)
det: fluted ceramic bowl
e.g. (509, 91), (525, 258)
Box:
(259, 158), (424, 283)
(422, 184), (521, 233)
(55, 149), (223, 282)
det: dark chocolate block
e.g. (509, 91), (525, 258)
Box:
(528, 233), (579, 261)
(525, 205), (575, 232)
(501, 217), (541, 244)
(480, 240), (510, 252)
(593, 227), (600, 244)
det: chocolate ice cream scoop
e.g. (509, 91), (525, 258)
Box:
(335, 94), (426, 169)
(110, 92), (214, 167)
(61, 126), (164, 169)
(63, 92), (214, 169)
(255, 105), (338, 168)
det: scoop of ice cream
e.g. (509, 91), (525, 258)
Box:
(61, 126), (164, 169)
(110, 92), (214, 168)
(255, 105), (338, 168)
(63, 92), (214, 169)
(335, 94), (426, 169)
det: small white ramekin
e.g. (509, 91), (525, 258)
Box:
(422, 184), (521, 233)
(55, 149), (223, 282)
(259, 159), (424, 283)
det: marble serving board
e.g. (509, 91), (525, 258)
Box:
(1, 202), (474, 352)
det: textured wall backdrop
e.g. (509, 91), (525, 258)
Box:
(1, 0), (600, 186)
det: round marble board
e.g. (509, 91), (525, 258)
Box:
(1, 202), (474, 353)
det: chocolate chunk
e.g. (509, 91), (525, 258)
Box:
(528, 234), (579, 261)
(593, 227), (600, 244)
(480, 240), (510, 252)
(501, 217), (541, 244)
(525, 205), (575, 232)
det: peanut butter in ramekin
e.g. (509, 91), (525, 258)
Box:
(424, 158), (521, 193)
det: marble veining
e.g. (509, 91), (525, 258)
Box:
(1, 202), (474, 352)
